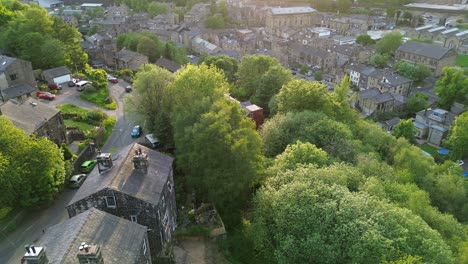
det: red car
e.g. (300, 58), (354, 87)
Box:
(36, 91), (55, 100)
(107, 75), (118, 83)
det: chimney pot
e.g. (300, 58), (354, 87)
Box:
(31, 245), (36, 254)
(25, 245), (30, 254)
(84, 245), (89, 253)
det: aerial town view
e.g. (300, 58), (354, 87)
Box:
(0, 0), (467, 263)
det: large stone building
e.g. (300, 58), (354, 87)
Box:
(395, 42), (457, 76)
(0, 98), (67, 145)
(23, 208), (151, 264)
(0, 56), (36, 103)
(265, 7), (317, 38)
(114, 49), (149, 71)
(67, 143), (176, 261)
(408, 25), (468, 54)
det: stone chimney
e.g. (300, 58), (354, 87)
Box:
(96, 152), (113, 173)
(132, 147), (148, 171)
(77, 243), (104, 264)
(23, 245), (49, 264)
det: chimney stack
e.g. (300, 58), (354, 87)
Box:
(132, 147), (148, 171)
(77, 243), (104, 264)
(23, 245), (49, 264)
(96, 152), (113, 173)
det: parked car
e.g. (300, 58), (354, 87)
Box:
(131, 125), (142, 138)
(69, 174), (87, 188)
(80, 160), (97, 173)
(125, 86), (133, 92)
(458, 160), (465, 166)
(107, 75), (118, 83)
(36, 91), (55, 100)
(68, 78), (77, 87)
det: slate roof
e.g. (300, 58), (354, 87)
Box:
(0, 55), (16, 72)
(384, 117), (400, 127)
(1, 83), (36, 100)
(0, 98), (59, 135)
(37, 208), (147, 263)
(270, 7), (316, 15)
(42, 66), (71, 81)
(68, 143), (174, 206)
(397, 42), (452, 59)
(383, 72), (412, 86)
(290, 43), (331, 59)
(155, 57), (181, 73)
(115, 49), (146, 63)
(359, 88), (394, 103)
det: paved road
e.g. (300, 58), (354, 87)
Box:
(0, 80), (139, 263)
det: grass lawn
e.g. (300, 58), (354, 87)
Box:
(56, 103), (91, 115)
(419, 143), (438, 157)
(64, 119), (95, 132)
(456, 55), (468, 67)
(79, 88), (117, 110)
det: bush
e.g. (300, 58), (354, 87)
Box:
(61, 143), (74, 160)
(84, 110), (106, 124)
(78, 139), (91, 153)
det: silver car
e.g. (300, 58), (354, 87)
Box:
(69, 174), (87, 188)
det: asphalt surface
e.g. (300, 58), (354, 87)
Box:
(0, 80), (140, 263)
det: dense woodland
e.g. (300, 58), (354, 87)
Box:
(126, 54), (468, 263)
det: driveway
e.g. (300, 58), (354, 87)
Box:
(0, 79), (139, 263)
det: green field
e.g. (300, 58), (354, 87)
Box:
(56, 103), (91, 115)
(419, 144), (438, 157)
(456, 55), (468, 67)
(64, 119), (95, 132)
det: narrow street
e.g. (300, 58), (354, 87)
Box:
(0, 80), (139, 263)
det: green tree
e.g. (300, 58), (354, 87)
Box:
(137, 36), (159, 62)
(356, 34), (376, 46)
(85, 7), (105, 19)
(337, 0), (352, 13)
(252, 178), (453, 264)
(370, 54), (389, 68)
(376, 31), (403, 55)
(205, 13), (225, 29)
(187, 100), (264, 227)
(435, 67), (467, 110)
(0, 117), (65, 208)
(253, 65), (291, 110)
(272, 140), (328, 171)
(445, 112), (468, 160)
(203, 55), (239, 83)
(87, 68), (107, 89)
(276, 79), (333, 114)
(314, 70), (323, 81)
(406, 92), (428, 114)
(236, 55), (281, 99)
(125, 64), (174, 146)
(393, 61), (431, 82)
(393, 119), (415, 143)
(148, 2), (169, 17)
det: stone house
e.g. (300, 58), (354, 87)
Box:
(184, 3), (211, 25)
(378, 117), (401, 132)
(288, 42), (337, 72)
(0, 98), (67, 145)
(367, 70), (413, 96)
(83, 33), (116, 67)
(66, 143), (176, 261)
(395, 41), (457, 76)
(413, 104), (464, 146)
(154, 12), (179, 26)
(114, 49), (149, 71)
(355, 88), (395, 116)
(89, 16), (129, 37)
(0, 56), (36, 103)
(191, 37), (222, 54)
(23, 208), (151, 264)
(331, 44), (376, 64)
(265, 7), (317, 38)
(150, 29), (179, 42)
(347, 64), (377, 89)
(41, 66), (72, 85)
(407, 25), (468, 54)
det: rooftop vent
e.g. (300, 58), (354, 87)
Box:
(132, 147), (148, 171)
(77, 243), (103, 264)
(96, 152), (113, 173)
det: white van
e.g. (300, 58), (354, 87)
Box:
(145, 134), (160, 149)
(76, 81), (89, 91)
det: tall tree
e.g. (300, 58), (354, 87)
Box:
(406, 92), (428, 114)
(445, 112), (468, 160)
(137, 36), (159, 62)
(0, 117), (65, 208)
(393, 119), (415, 143)
(188, 100), (263, 227)
(125, 64), (174, 146)
(203, 55), (239, 83)
(376, 31), (403, 55)
(435, 67), (467, 110)
(276, 79), (333, 114)
(356, 34), (376, 46)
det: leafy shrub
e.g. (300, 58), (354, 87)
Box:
(84, 110), (106, 124)
(61, 143), (74, 160)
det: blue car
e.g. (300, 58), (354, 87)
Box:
(131, 125), (142, 138)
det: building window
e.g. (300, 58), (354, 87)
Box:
(106, 196), (116, 208)
(9, 74), (17, 81)
(168, 182), (173, 192)
(131, 215), (138, 223)
(143, 239), (147, 255)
